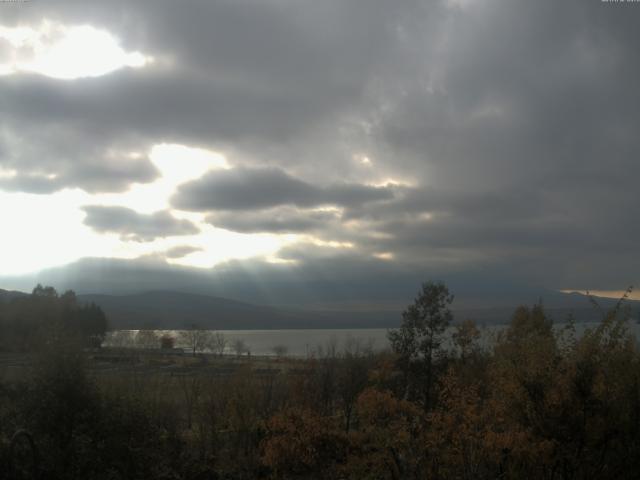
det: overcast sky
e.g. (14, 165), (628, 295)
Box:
(1, 0), (639, 301)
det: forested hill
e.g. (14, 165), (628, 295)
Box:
(0, 286), (108, 351)
(0, 288), (27, 302)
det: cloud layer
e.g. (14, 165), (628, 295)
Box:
(172, 167), (394, 211)
(82, 206), (198, 242)
(1, 0), (639, 294)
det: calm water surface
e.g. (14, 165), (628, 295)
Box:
(107, 321), (640, 357)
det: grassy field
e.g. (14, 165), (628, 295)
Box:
(0, 347), (307, 385)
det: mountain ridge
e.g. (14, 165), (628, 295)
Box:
(3, 286), (638, 330)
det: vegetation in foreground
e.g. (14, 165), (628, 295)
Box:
(0, 283), (639, 479)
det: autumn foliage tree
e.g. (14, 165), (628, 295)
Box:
(4, 281), (640, 479)
(262, 408), (347, 478)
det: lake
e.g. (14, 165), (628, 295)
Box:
(105, 321), (640, 357)
(107, 328), (392, 357)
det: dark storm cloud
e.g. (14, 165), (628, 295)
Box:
(1, 0), (639, 291)
(0, 0), (413, 191)
(355, 0), (640, 288)
(0, 116), (159, 193)
(82, 206), (199, 242)
(172, 167), (394, 211)
(372, 2), (640, 190)
(205, 207), (339, 234)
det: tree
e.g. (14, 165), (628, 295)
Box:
(0, 285), (108, 351)
(106, 330), (135, 349)
(504, 303), (553, 345)
(136, 329), (159, 349)
(160, 334), (176, 350)
(209, 331), (227, 357)
(32, 284), (57, 298)
(271, 344), (288, 358)
(26, 339), (101, 478)
(452, 319), (481, 362)
(73, 302), (108, 348)
(262, 407), (347, 477)
(232, 338), (247, 358)
(345, 388), (426, 479)
(179, 327), (211, 356)
(388, 281), (454, 409)
(337, 337), (372, 432)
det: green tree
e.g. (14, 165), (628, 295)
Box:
(388, 281), (454, 409)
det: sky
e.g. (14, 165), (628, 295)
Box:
(0, 0), (639, 303)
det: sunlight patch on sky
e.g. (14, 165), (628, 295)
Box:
(369, 177), (414, 188)
(150, 144), (229, 183)
(0, 189), (126, 274)
(0, 20), (152, 79)
(308, 239), (355, 249)
(0, 167), (17, 179)
(165, 227), (297, 269)
(263, 255), (298, 265)
(561, 289), (640, 301)
(92, 144), (229, 213)
(0, 144), (295, 275)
